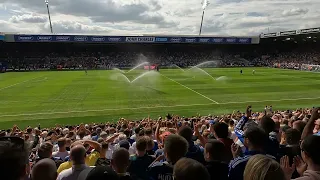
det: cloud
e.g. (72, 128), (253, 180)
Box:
(9, 14), (47, 23)
(282, 8), (309, 16)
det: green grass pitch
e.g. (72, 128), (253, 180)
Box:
(0, 67), (320, 129)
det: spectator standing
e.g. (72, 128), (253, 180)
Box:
(173, 158), (210, 180)
(204, 140), (229, 180)
(178, 126), (205, 164)
(111, 148), (132, 180)
(229, 127), (270, 180)
(244, 154), (285, 180)
(57, 145), (88, 180)
(128, 136), (155, 180)
(52, 138), (70, 160)
(31, 158), (57, 180)
(148, 134), (188, 180)
(212, 122), (234, 162)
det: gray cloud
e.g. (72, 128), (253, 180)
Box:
(9, 14), (47, 23)
(282, 8), (309, 16)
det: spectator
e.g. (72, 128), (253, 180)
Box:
(259, 116), (280, 158)
(281, 135), (320, 180)
(204, 140), (229, 180)
(178, 126), (205, 164)
(148, 134), (188, 180)
(78, 166), (119, 180)
(128, 136), (155, 180)
(0, 136), (29, 180)
(229, 127), (270, 180)
(57, 144), (88, 180)
(244, 154), (285, 180)
(213, 122), (234, 162)
(173, 158), (210, 180)
(94, 141), (111, 167)
(111, 148), (132, 180)
(31, 158), (57, 180)
(52, 138), (70, 160)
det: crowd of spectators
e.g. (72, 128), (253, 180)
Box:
(1, 106), (320, 180)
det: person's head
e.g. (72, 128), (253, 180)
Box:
(118, 140), (130, 150)
(243, 127), (268, 151)
(144, 128), (153, 137)
(111, 148), (130, 173)
(100, 142), (109, 153)
(123, 129), (131, 138)
(70, 145), (86, 165)
(81, 166), (119, 180)
(301, 135), (320, 166)
(284, 128), (301, 145)
(31, 158), (57, 180)
(213, 122), (229, 138)
(38, 142), (53, 159)
(173, 158), (210, 180)
(57, 137), (67, 149)
(259, 116), (276, 134)
(136, 136), (148, 154)
(164, 134), (188, 164)
(178, 126), (193, 142)
(293, 120), (306, 133)
(145, 136), (155, 151)
(244, 154), (285, 180)
(0, 137), (29, 180)
(204, 139), (227, 162)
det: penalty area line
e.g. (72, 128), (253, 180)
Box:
(160, 74), (220, 104)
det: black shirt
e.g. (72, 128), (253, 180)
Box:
(205, 161), (229, 180)
(128, 154), (155, 180)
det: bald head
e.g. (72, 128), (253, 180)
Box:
(70, 145), (86, 165)
(31, 159), (57, 180)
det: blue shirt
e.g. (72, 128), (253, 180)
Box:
(228, 151), (275, 180)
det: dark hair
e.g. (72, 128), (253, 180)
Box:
(164, 134), (188, 163)
(301, 135), (320, 165)
(174, 158), (210, 180)
(136, 136), (148, 152)
(112, 148), (130, 170)
(101, 142), (109, 150)
(178, 126), (193, 142)
(144, 128), (153, 136)
(260, 116), (275, 134)
(57, 138), (66, 148)
(213, 122), (229, 138)
(0, 138), (29, 180)
(244, 127), (268, 149)
(285, 128), (301, 145)
(123, 129), (131, 138)
(205, 139), (227, 161)
(38, 142), (53, 159)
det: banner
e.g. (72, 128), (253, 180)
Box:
(13, 34), (252, 44)
(261, 27), (320, 38)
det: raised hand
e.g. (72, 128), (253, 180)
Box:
(231, 143), (242, 158)
(280, 156), (295, 180)
(294, 156), (307, 176)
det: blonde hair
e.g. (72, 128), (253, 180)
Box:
(244, 155), (285, 180)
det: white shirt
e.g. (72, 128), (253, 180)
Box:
(57, 164), (88, 180)
(52, 151), (70, 160)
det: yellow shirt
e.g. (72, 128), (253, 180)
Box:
(57, 151), (100, 173)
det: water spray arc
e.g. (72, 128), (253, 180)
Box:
(199, 0), (209, 35)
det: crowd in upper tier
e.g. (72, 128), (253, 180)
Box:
(1, 106), (320, 180)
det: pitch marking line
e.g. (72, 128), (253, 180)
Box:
(1, 96), (320, 118)
(160, 74), (220, 104)
(0, 76), (44, 91)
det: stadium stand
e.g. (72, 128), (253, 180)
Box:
(0, 27), (320, 180)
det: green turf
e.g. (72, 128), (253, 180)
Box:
(1, 67), (320, 129)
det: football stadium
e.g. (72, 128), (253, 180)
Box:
(1, 1), (320, 180)
(1, 28), (320, 128)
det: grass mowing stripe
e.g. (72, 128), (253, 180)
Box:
(1, 96), (320, 118)
(160, 73), (219, 104)
(0, 76), (44, 91)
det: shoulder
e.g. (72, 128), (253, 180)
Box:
(58, 167), (72, 177)
(229, 155), (251, 169)
(130, 155), (137, 161)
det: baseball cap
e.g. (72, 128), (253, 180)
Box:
(78, 166), (119, 180)
(100, 131), (108, 137)
(118, 140), (130, 150)
(209, 120), (215, 125)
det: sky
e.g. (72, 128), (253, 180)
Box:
(0, 0), (319, 36)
